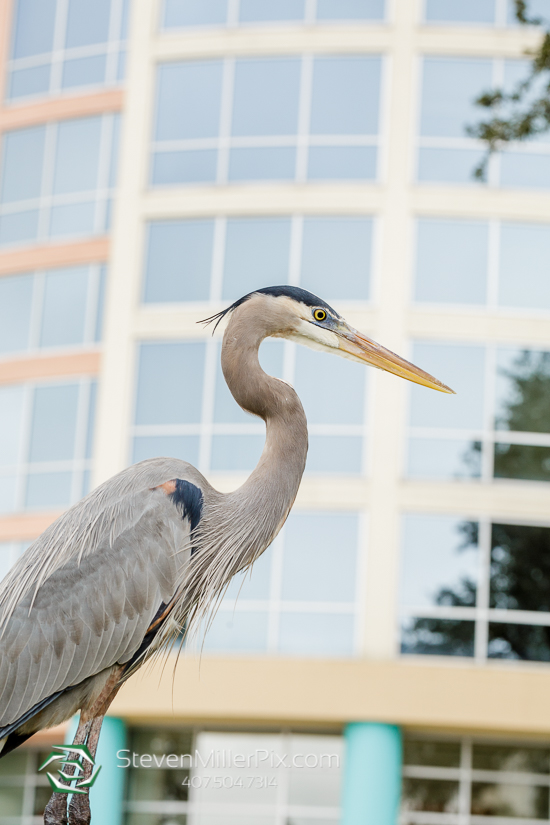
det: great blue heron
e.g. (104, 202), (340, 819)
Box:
(0, 286), (452, 824)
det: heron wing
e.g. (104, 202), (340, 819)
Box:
(0, 458), (206, 728)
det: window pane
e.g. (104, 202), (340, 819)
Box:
(316, 0), (385, 20)
(473, 743), (550, 773)
(495, 348), (550, 433)
(401, 617), (475, 657)
(294, 347), (365, 424)
(494, 443), (550, 482)
(210, 435), (264, 471)
(228, 147), (296, 181)
(25, 471), (73, 509)
(501, 152), (550, 189)
(239, 0), (305, 22)
(163, 0), (228, 27)
(409, 343), (485, 429)
(402, 778), (459, 813)
(29, 384), (80, 462)
(155, 62), (223, 140)
(489, 623), (550, 662)
(507, 0), (550, 24)
(301, 217), (372, 300)
(65, 0), (111, 47)
(308, 146), (377, 180)
(152, 149), (218, 185)
(404, 739), (461, 767)
(40, 267), (88, 347)
(49, 201), (96, 238)
(278, 612), (355, 656)
(53, 118), (102, 194)
(421, 58), (492, 137)
(0, 477), (17, 514)
(12, 0), (56, 58)
(135, 342), (205, 425)
(1, 126), (45, 203)
(415, 218), (488, 304)
(306, 435), (363, 474)
(310, 57), (381, 135)
(223, 544), (272, 600)
(0, 211), (39, 245)
(144, 221), (214, 303)
(9, 64), (50, 99)
(132, 435), (200, 467)
(287, 735), (342, 807)
(490, 523), (550, 612)
(0, 386), (25, 467)
(471, 782), (549, 818)
(418, 148), (484, 184)
(499, 223), (550, 309)
(282, 512), (358, 602)
(232, 58), (301, 136)
(400, 515), (478, 609)
(203, 610), (268, 652)
(62, 55), (107, 89)
(425, 0), (495, 23)
(407, 438), (481, 480)
(0, 274), (33, 354)
(223, 218), (291, 300)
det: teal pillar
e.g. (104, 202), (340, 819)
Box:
(341, 722), (402, 825)
(65, 715), (127, 825)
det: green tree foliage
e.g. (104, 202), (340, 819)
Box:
(468, 1), (550, 178)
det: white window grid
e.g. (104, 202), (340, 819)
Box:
(151, 55), (385, 186)
(132, 338), (370, 478)
(0, 746), (57, 825)
(160, 0), (386, 30)
(0, 263), (105, 359)
(7, 0), (128, 101)
(416, 57), (550, 188)
(0, 114), (119, 246)
(0, 377), (96, 514)
(206, 510), (368, 656)
(124, 726), (342, 825)
(402, 733), (550, 825)
(400, 514), (550, 664)
(143, 214), (378, 305)
(421, 0), (517, 27)
(411, 217), (550, 316)
(406, 341), (550, 484)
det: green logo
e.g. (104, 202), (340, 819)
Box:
(39, 745), (101, 794)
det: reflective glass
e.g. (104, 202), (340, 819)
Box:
(29, 384), (79, 462)
(400, 515), (478, 608)
(85, 381), (97, 459)
(407, 438), (481, 480)
(420, 58), (492, 137)
(417, 148), (484, 184)
(49, 201), (96, 238)
(155, 62), (223, 140)
(0, 477), (17, 514)
(223, 218), (291, 300)
(39, 267), (88, 348)
(232, 58), (301, 136)
(473, 743), (550, 773)
(310, 57), (381, 135)
(9, 65), (50, 98)
(401, 617), (475, 657)
(301, 217), (372, 300)
(488, 623), (550, 661)
(415, 218), (488, 304)
(409, 343), (485, 429)
(144, 220), (214, 303)
(62, 55), (107, 89)
(305, 435), (363, 474)
(163, 0), (228, 27)
(425, 0), (495, 23)
(203, 610), (268, 652)
(0, 274), (33, 354)
(152, 149), (218, 185)
(1, 126), (45, 203)
(25, 471), (73, 509)
(471, 782), (549, 817)
(239, 0), (305, 21)
(210, 435), (264, 471)
(404, 739), (461, 767)
(135, 342), (205, 425)
(282, 512), (358, 602)
(295, 347), (365, 424)
(0, 386), (25, 466)
(228, 147), (296, 182)
(495, 348), (550, 433)
(11, 0), (56, 58)
(65, 0), (111, 47)
(132, 435), (200, 466)
(500, 152), (550, 188)
(53, 118), (101, 194)
(308, 147), (377, 180)
(0, 211), (39, 245)
(402, 778), (459, 813)
(490, 523), (550, 612)
(507, 0), (550, 25)
(279, 612), (354, 655)
(494, 443), (550, 482)
(499, 223), (550, 310)
(316, 0), (385, 20)
(288, 735), (342, 807)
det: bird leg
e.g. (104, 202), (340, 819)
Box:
(43, 717), (93, 825)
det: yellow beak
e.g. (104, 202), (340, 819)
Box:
(337, 327), (455, 394)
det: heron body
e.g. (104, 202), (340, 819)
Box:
(0, 286), (452, 824)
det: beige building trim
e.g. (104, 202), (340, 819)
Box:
(0, 0), (13, 106)
(0, 512), (61, 542)
(0, 351), (101, 385)
(0, 237), (110, 276)
(0, 89), (124, 132)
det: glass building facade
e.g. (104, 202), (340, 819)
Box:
(1, 0), (550, 822)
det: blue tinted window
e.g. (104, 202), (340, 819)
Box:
(295, 347), (366, 425)
(40, 267), (89, 348)
(0, 386), (25, 467)
(1, 126), (45, 203)
(311, 57), (381, 135)
(11, 0), (56, 58)
(407, 437), (481, 480)
(301, 217), (372, 300)
(0, 274), (33, 354)
(155, 62), (223, 141)
(232, 58), (301, 136)
(135, 342), (205, 425)
(415, 219), (488, 304)
(144, 221), (214, 303)
(425, 0), (495, 24)
(223, 218), (291, 299)
(65, 0), (111, 47)
(316, 0), (384, 19)
(421, 58), (492, 137)
(239, 0), (305, 21)
(29, 384), (80, 462)
(417, 147), (484, 185)
(308, 146), (377, 180)
(499, 223), (550, 310)
(53, 118), (102, 194)
(163, 0), (227, 27)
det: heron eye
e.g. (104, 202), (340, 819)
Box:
(313, 309), (327, 322)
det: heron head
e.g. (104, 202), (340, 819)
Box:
(203, 285), (454, 394)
